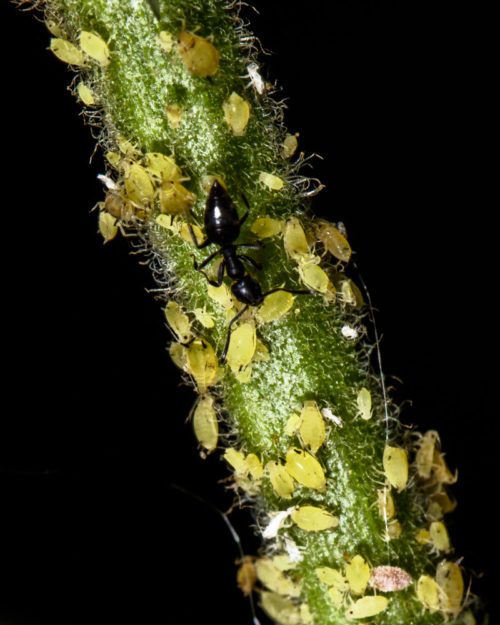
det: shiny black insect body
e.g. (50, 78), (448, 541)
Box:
(189, 180), (310, 363)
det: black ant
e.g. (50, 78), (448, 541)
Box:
(189, 180), (311, 363)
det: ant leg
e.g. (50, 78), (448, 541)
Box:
(193, 247), (222, 271)
(188, 222), (211, 249)
(198, 259), (226, 287)
(220, 304), (249, 364)
(238, 254), (262, 271)
(237, 189), (250, 227)
(262, 287), (313, 298)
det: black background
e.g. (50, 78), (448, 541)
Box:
(1, 1), (496, 624)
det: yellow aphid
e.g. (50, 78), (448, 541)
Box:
(346, 596), (389, 619)
(369, 566), (412, 592)
(291, 505), (339, 532)
(192, 395), (218, 452)
(383, 445), (409, 492)
(160, 180), (196, 214)
(207, 283), (234, 309)
(416, 575), (440, 612)
(266, 461), (295, 499)
(337, 277), (364, 308)
(299, 401), (326, 454)
(105, 151), (121, 169)
(45, 19), (63, 37)
(179, 222), (204, 246)
(257, 291), (295, 324)
(432, 487), (457, 514)
(316, 221), (352, 263)
(285, 413), (301, 437)
(235, 364), (252, 383)
(345, 555), (370, 595)
(226, 323), (256, 373)
(415, 430), (440, 479)
(50, 38), (85, 65)
(123, 162), (155, 204)
(246, 453), (264, 481)
(144, 152), (182, 180)
(166, 104), (183, 128)
(255, 558), (301, 597)
(282, 134), (298, 159)
(254, 339), (270, 362)
(386, 518), (402, 540)
(76, 82), (95, 105)
(193, 308), (214, 328)
(224, 448), (247, 474)
(298, 260), (329, 294)
(79, 31), (110, 66)
(177, 30), (220, 78)
(432, 450), (457, 485)
(285, 447), (326, 492)
(164, 301), (192, 343)
(429, 521), (451, 552)
(98, 210), (118, 242)
(169, 342), (188, 371)
(223, 92), (251, 136)
(116, 136), (141, 158)
(251, 217), (283, 239)
(300, 603), (313, 625)
(416, 528), (430, 545)
(237, 557), (257, 597)
(186, 339), (218, 393)
(435, 560), (464, 617)
(316, 567), (349, 591)
(377, 488), (395, 520)
(260, 592), (302, 625)
(356, 387), (372, 420)
(259, 172), (284, 191)
(284, 218), (308, 260)
(427, 501), (444, 521)
(328, 587), (344, 608)
(157, 30), (175, 53)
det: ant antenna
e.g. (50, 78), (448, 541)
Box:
(168, 482), (262, 625)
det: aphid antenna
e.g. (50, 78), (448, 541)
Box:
(167, 482), (262, 625)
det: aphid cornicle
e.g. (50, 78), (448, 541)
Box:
(189, 180), (311, 362)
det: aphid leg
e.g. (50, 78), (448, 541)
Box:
(187, 222), (211, 249)
(238, 254), (262, 271)
(221, 305), (250, 364)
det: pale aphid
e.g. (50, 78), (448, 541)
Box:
(415, 430), (440, 479)
(415, 528), (430, 545)
(251, 217), (283, 239)
(427, 500), (444, 522)
(105, 151), (121, 169)
(123, 161), (155, 204)
(429, 521), (451, 553)
(316, 567), (349, 591)
(432, 486), (457, 514)
(157, 30), (175, 53)
(341, 325), (359, 340)
(236, 557), (257, 597)
(164, 300), (192, 343)
(224, 448), (247, 474)
(283, 537), (303, 564)
(98, 210), (118, 243)
(45, 19), (63, 37)
(160, 179), (196, 214)
(284, 413), (301, 437)
(291, 505), (339, 532)
(432, 449), (458, 485)
(369, 566), (412, 592)
(144, 152), (182, 180)
(377, 488), (395, 520)
(259, 172), (285, 191)
(345, 555), (370, 595)
(283, 217), (309, 260)
(50, 38), (85, 65)
(192, 395), (218, 452)
(262, 507), (296, 540)
(185, 339), (218, 393)
(272, 553), (298, 572)
(225, 322), (256, 373)
(79, 31), (110, 66)
(257, 290), (295, 324)
(383, 445), (409, 492)
(266, 461), (295, 499)
(316, 221), (352, 263)
(166, 104), (183, 128)
(321, 407), (343, 428)
(260, 591), (303, 625)
(282, 134), (298, 159)
(254, 339), (270, 362)
(76, 82), (95, 105)
(435, 560), (464, 618)
(385, 518), (402, 540)
(285, 447), (327, 492)
(116, 136), (141, 159)
(345, 596), (389, 619)
(245, 453), (264, 481)
(169, 342), (188, 371)
(297, 258), (330, 294)
(176, 31), (220, 77)
(299, 400), (326, 454)
(246, 62), (266, 94)
(356, 387), (372, 420)
(416, 575), (440, 612)
(255, 558), (302, 597)
(193, 308), (215, 328)
(328, 586), (344, 608)
(222, 92), (251, 136)
(299, 602), (313, 625)
(207, 283), (234, 309)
